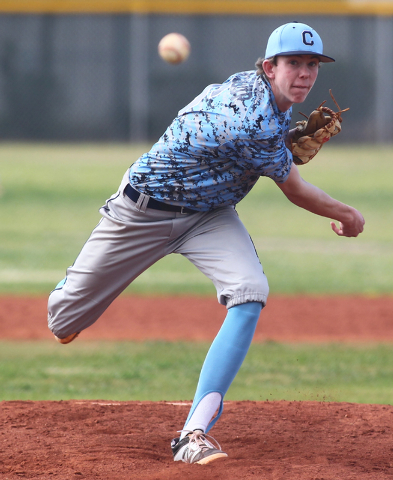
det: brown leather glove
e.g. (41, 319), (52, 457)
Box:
(291, 90), (349, 165)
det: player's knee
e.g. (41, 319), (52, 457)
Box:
(245, 269), (269, 298)
(220, 271), (269, 308)
(47, 288), (79, 338)
(47, 293), (67, 337)
(253, 271), (269, 297)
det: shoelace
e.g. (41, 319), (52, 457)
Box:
(178, 429), (223, 452)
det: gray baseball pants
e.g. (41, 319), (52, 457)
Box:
(48, 170), (269, 339)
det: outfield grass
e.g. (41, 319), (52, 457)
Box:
(1, 341), (393, 404)
(0, 143), (392, 295)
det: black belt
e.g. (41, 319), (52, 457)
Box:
(124, 184), (197, 214)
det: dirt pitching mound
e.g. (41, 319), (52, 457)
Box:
(2, 400), (393, 479)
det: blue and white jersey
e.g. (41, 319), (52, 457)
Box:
(130, 71), (293, 211)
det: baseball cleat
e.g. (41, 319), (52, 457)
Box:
(171, 429), (228, 465)
(54, 332), (79, 344)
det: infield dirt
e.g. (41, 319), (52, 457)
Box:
(1, 294), (393, 479)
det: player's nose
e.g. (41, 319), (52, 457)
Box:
(298, 65), (310, 78)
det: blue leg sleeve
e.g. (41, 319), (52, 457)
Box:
(185, 301), (262, 433)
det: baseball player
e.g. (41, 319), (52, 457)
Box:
(48, 22), (364, 465)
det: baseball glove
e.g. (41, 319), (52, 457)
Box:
(291, 90), (349, 165)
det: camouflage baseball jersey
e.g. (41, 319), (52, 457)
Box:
(129, 71), (293, 211)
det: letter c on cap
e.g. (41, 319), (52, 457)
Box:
(302, 31), (314, 46)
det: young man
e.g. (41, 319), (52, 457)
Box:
(48, 22), (364, 465)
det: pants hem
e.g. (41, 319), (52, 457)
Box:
(225, 294), (267, 309)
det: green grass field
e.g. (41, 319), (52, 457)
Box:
(0, 143), (392, 403)
(1, 341), (393, 405)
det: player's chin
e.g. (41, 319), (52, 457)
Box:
(291, 88), (310, 103)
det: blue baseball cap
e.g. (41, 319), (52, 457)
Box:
(265, 22), (335, 63)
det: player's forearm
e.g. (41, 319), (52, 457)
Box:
(283, 180), (364, 237)
(277, 164), (364, 235)
(285, 183), (354, 222)
(279, 164), (353, 221)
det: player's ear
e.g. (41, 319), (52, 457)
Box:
(262, 59), (275, 80)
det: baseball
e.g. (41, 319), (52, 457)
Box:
(158, 33), (191, 64)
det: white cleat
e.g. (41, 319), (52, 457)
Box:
(171, 429), (228, 465)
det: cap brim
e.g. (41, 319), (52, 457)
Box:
(275, 51), (335, 63)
